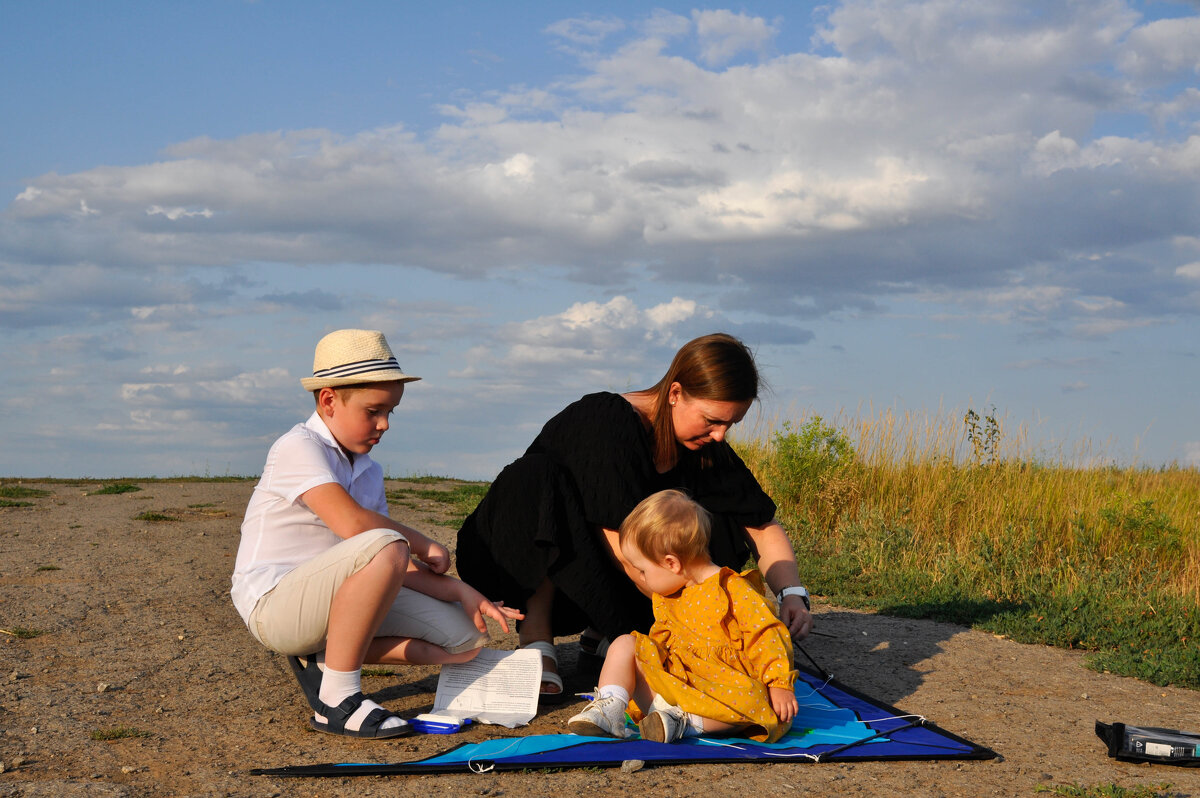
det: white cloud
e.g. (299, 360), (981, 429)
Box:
(146, 205), (214, 220)
(449, 295), (743, 393)
(3, 1), (1199, 340)
(1119, 16), (1200, 79)
(1184, 441), (1200, 467)
(692, 10), (777, 66)
(545, 16), (625, 46)
(1177, 262), (1200, 279)
(121, 367), (293, 409)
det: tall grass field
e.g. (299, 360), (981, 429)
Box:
(733, 407), (1200, 689)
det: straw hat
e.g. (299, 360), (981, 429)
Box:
(300, 329), (421, 391)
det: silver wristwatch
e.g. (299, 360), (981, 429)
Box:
(777, 585), (811, 610)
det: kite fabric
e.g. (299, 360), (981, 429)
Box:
(252, 663), (996, 777)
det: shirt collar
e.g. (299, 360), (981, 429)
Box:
(303, 411), (371, 476)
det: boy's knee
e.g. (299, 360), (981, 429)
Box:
(372, 536), (411, 573)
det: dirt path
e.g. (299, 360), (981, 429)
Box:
(1, 479), (1197, 797)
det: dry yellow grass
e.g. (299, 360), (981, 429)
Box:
(735, 406), (1200, 600)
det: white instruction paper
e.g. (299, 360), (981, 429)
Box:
(431, 647), (541, 728)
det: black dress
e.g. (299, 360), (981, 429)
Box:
(455, 392), (777, 639)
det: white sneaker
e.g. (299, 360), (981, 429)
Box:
(567, 694), (630, 739)
(639, 702), (689, 743)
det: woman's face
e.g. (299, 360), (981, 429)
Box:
(668, 383), (752, 450)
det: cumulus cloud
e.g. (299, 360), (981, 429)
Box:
(693, 10), (778, 65)
(1118, 16), (1200, 79)
(451, 294), (810, 390)
(2, 1), (1198, 340)
(545, 15), (625, 46)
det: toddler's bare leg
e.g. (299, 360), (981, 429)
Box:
(694, 717), (747, 736)
(598, 634), (640, 695)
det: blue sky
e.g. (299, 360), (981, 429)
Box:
(2, 0), (1199, 479)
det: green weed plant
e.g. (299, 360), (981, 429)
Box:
(90, 483), (141, 495)
(734, 406), (1200, 689)
(1, 627), (44, 639)
(386, 481), (489, 528)
(133, 511), (178, 522)
(0, 485), (49, 499)
(91, 726), (153, 741)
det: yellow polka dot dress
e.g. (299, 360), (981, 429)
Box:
(631, 567), (798, 743)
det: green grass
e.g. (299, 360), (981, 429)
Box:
(0, 499), (34, 507)
(36, 565), (61, 572)
(792, 526), (1200, 687)
(1, 626), (44, 639)
(133, 511), (179, 522)
(91, 726), (153, 741)
(90, 483), (142, 495)
(734, 411), (1200, 690)
(386, 480), (489, 528)
(0, 485), (49, 498)
(361, 666), (396, 677)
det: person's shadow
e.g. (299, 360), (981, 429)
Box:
(798, 600), (1015, 706)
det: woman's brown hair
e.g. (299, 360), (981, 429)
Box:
(643, 333), (762, 471)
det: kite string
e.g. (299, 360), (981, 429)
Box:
(467, 737), (525, 773)
(692, 738), (821, 762)
(793, 673), (835, 706)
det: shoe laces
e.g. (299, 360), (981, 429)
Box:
(589, 694), (622, 713)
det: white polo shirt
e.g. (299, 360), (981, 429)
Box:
(230, 411), (390, 624)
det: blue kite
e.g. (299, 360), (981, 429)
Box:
(252, 664), (996, 777)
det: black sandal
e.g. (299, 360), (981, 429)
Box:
(578, 631), (610, 664)
(309, 692), (412, 739)
(287, 655), (324, 712)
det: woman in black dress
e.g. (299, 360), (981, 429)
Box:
(456, 333), (813, 699)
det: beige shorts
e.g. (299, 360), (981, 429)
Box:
(247, 528), (490, 657)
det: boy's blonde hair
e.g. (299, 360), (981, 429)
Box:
(312, 380), (406, 409)
(619, 489), (711, 565)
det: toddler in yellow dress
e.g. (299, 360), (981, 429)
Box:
(567, 489), (799, 743)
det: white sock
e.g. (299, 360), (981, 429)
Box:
(316, 666), (402, 732)
(318, 665), (361, 708)
(597, 684), (630, 706)
(685, 712), (705, 737)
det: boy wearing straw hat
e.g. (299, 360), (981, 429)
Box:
(231, 329), (522, 739)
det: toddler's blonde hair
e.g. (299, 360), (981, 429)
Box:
(619, 489), (711, 565)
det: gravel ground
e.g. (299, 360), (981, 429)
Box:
(1, 478), (1197, 798)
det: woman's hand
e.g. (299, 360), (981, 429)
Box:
(745, 520), (814, 642)
(770, 686), (798, 723)
(778, 595), (813, 641)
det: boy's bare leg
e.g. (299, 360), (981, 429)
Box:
(323, 540), (408, 671)
(366, 637), (480, 665)
(310, 540), (410, 732)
